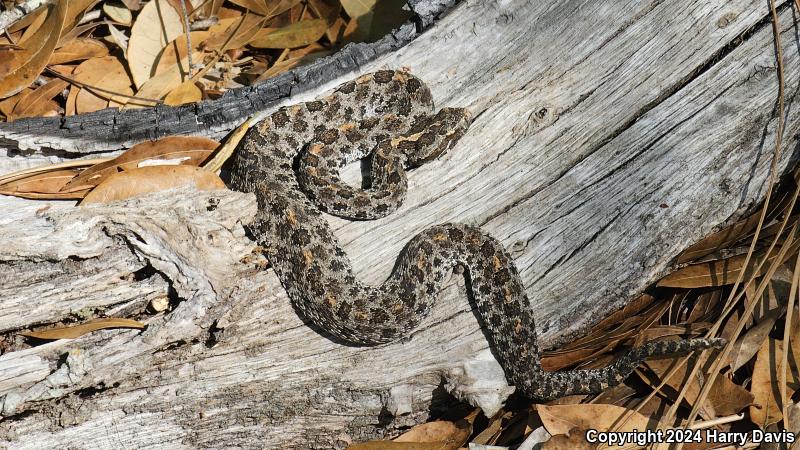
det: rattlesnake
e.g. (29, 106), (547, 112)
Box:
(228, 70), (725, 400)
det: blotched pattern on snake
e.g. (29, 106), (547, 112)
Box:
(228, 70), (725, 400)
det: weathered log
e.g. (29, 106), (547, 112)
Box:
(2, 0), (800, 448)
(0, 1), (455, 155)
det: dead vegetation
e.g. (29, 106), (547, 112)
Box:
(1, 0), (800, 448)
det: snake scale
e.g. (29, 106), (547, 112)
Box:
(229, 70), (725, 400)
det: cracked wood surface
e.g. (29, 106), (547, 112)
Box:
(2, 0), (800, 448)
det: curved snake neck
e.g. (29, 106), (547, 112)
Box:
(229, 70), (724, 401)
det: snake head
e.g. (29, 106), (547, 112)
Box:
(404, 107), (473, 168)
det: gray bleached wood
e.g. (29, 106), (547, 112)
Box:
(1, 0), (800, 447)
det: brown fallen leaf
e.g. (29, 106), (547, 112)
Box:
(0, 158), (109, 185)
(537, 403), (656, 437)
(0, 89), (30, 119)
(69, 55), (134, 114)
(80, 165), (226, 204)
(20, 318), (145, 340)
(705, 374), (755, 416)
(345, 443), (448, 450)
(0, 158), (108, 199)
(393, 420), (471, 449)
(202, 13), (266, 52)
(164, 80), (203, 105)
(637, 358), (716, 420)
(0, 1), (67, 99)
(541, 429), (594, 450)
(64, 136), (220, 190)
(129, 55), (202, 106)
(228, 0), (299, 18)
(750, 338), (791, 428)
(227, 0), (272, 16)
(658, 240), (800, 288)
(250, 19), (328, 48)
(9, 78), (69, 120)
(103, 1), (133, 25)
(339, 0), (375, 43)
(127, 0), (184, 87)
(50, 38), (109, 65)
(203, 119), (250, 173)
(728, 306), (783, 372)
(470, 411), (511, 445)
(0, 169), (87, 199)
(152, 30), (214, 78)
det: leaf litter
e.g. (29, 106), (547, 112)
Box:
(0, 0), (411, 119)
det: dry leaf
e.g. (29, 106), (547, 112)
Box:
(0, 157), (108, 185)
(638, 358), (716, 419)
(203, 119), (250, 173)
(80, 165), (226, 204)
(20, 318), (145, 340)
(0, 158), (107, 200)
(537, 404), (656, 438)
(541, 429), (594, 450)
(750, 339), (790, 427)
(152, 30), (213, 78)
(0, 1), (67, 99)
(203, 14), (265, 51)
(339, 0), (375, 42)
(104, 1), (133, 25)
(72, 56), (133, 113)
(164, 80), (202, 105)
(0, 169), (89, 199)
(9, 79), (68, 120)
(340, 0), (375, 20)
(62, 0), (100, 37)
(127, 0), (184, 87)
(106, 21), (130, 52)
(705, 374), (755, 416)
(130, 54), (201, 104)
(64, 136), (219, 190)
(0, 89), (29, 119)
(228, 0), (299, 17)
(470, 411), (511, 445)
(308, 0), (342, 26)
(393, 420), (471, 449)
(227, 0), (271, 15)
(122, 0), (142, 10)
(346, 443), (453, 450)
(728, 307), (782, 371)
(658, 241), (800, 288)
(50, 38), (109, 64)
(786, 401), (800, 442)
(17, 7), (48, 44)
(249, 19), (327, 48)
(254, 55), (307, 81)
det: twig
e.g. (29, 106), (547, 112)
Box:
(190, 16), (218, 31)
(686, 413), (745, 430)
(0, 0), (52, 35)
(77, 8), (100, 25)
(178, 0), (194, 75)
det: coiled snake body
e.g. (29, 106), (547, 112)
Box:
(229, 70), (724, 400)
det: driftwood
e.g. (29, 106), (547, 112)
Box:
(2, 0), (800, 447)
